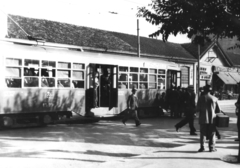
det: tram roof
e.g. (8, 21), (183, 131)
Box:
(7, 14), (196, 62)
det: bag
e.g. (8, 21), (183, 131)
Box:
(216, 113), (229, 127)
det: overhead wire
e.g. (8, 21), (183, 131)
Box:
(0, 8), (30, 37)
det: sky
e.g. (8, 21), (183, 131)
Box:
(0, 0), (191, 44)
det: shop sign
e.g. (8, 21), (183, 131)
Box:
(212, 66), (239, 73)
(200, 74), (211, 80)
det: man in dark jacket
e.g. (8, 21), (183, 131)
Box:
(122, 87), (141, 127)
(174, 85), (197, 135)
(235, 90), (240, 141)
(197, 85), (221, 152)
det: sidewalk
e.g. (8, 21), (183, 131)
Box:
(0, 100), (239, 168)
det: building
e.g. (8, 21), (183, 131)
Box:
(182, 39), (240, 99)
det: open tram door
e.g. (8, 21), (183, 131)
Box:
(167, 70), (181, 89)
(86, 64), (118, 112)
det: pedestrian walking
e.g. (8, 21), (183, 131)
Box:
(152, 92), (165, 116)
(235, 92), (240, 141)
(197, 85), (221, 152)
(174, 85), (197, 135)
(170, 87), (179, 118)
(122, 87), (141, 127)
(177, 86), (184, 117)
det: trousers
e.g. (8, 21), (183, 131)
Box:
(122, 109), (140, 124)
(200, 124), (216, 149)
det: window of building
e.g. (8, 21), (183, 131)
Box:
(181, 66), (189, 88)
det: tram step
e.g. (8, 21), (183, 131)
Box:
(91, 107), (116, 117)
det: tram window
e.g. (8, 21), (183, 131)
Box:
(6, 58), (22, 66)
(130, 67), (138, 72)
(5, 78), (21, 88)
(41, 78), (55, 87)
(24, 59), (39, 66)
(158, 69), (166, 74)
(72, 80), (84, 88)
(129, 74), (138, 81)
(24, 68), (39, 76)
(129, 82), (138, 89)
(118, 73), (128, 89)
(149, 69), (157, 74)
(42, 60), (56, 68)
(149, 83), (157, 89)
(73, 71), (84, 79)
(119, 66), (128, 72)
(24, 77), (39, 87)
(158, 75), (166, 89)
(73, 63), (85, 70)
(149, 75), (156, 82)
(41, 69), (56, 77)
(140, 68), (148, 73)
(118, 82), (128, 89)
(140, 83), (148, 89)
(57, 70), (70, 78)
(6, 67), (21, 77)
(119, 73), (128, 81)
(57, 79), (70, 87)
(140, 74), (148, 82)
(58, 62), (71, 69)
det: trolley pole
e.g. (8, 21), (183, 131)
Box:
(137, 19), (140, 58)
(198, 44), (200, 97)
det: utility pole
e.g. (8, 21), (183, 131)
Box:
(137, 19), (140, 58)
(198, 44), (201, 97)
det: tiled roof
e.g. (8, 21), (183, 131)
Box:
(225, 52), (240, 67)
(181, 42), (213, 59)
(7, 15), (195, 60)
(181, 40), (240, 67)
(217, 37), (240, 54)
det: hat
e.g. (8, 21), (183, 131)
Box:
(204, 85), (212, 92)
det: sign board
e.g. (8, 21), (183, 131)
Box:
(200, 74), (211, 80)
(212, 65), (240, 73)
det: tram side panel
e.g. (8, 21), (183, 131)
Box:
(0, 89), (85, 114)
(117, 89), (161, 118)
(0, 88), (86, 127)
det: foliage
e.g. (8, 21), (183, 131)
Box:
(137, 0), (240, 44)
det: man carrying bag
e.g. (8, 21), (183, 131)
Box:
(122, 87), (141, 127)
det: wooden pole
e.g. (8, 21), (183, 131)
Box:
(198, 44), (200, 97)
(137, 19), (140, 58)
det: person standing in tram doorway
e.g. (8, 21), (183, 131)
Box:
(122, 87), (141, 127)
(100, 68), (111, 106)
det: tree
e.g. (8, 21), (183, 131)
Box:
(138, 0), (240, 47)
(138, 0), (240, 163)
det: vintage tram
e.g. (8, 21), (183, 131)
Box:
(0, 38), (181, 128)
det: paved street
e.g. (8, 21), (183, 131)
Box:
(0, 100), (239, 168)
